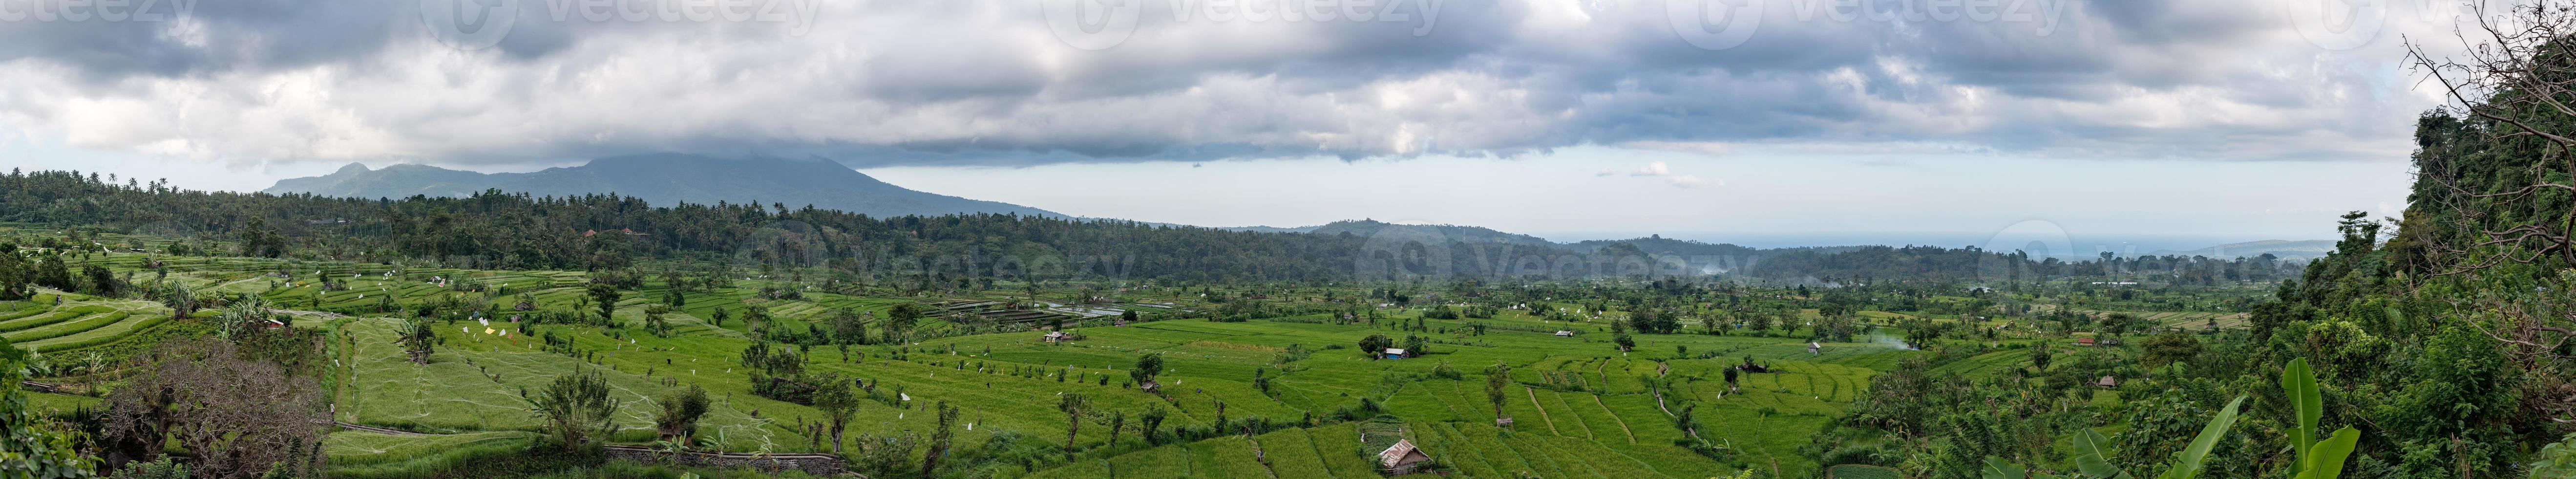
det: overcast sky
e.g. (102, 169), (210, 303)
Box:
(0, 0), (2470, 244)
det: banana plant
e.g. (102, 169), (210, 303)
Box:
(1981, 395), (2242, 479)
(2282, 358), (2359, 479)
(1984, 358), (2359, 479)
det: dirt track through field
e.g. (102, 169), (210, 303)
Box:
(1595, 394), (1636, 443)
(1525, 386), (1559, 435)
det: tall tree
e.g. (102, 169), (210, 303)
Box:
(1139, 406), (1168, 445)
(1358, 334), (1392, 358)
(585, 282), (621, 324)
(922, 400), (960, 477)
(812, 375), (861, 455)
(1057, 392), (1090, 457)
(0, 244), (28, 301)
(886, 302), (922, 342)
(1129, 352), (1164, 386)
(1107, 410), (1127, 448)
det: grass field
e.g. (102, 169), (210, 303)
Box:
(3, 247), (2003, 479)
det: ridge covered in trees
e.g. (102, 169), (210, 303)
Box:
(0, 170), (2251, 285)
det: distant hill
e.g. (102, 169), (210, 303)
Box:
(1300, 219), (1561, 247)
(265, 154), (1068, 219)
(1569, 235), (1764, 257)
(2146, 240), (2337, 260)
(1214, 225), (1323, 234)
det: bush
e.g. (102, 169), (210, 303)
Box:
(1820, 444), (1896, 467)
(1826, 464), (1902, 479)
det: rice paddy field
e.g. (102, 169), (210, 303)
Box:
(11, 243), (1978, 479)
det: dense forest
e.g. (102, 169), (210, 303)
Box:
(1789, 20), (2576, 478)
(0, 170), (2237, 287)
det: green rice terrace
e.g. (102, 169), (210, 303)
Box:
(4, 226), (2254, 479)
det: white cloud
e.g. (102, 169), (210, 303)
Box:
(1668, 174), (1716, 189)
(0, 0), (2464, 168)
(1617, 141), (1734, 156)
(1602, 161), (1715, 189)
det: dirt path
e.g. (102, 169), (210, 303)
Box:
(1244, 435), (1284, 479)
(1594, 394), (1636, 443)
(1652, 390), (1709, 443)
(334, 421), (428, 436)
(1524, 386), (1560, 435)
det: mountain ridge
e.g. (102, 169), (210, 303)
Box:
(265, 154), (1069, 219)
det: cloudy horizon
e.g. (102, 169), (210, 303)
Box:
(0, 0), (2468, 242)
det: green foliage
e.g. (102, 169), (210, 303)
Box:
(108, 457), (188, 479)
(0, 338), (94, 478)
(397, 317), (443, 365)
(585, 283), (620, 324)
(2136, 333), (2199, 368)
(1984, 360), (2363, 479)
(524, 368), (622, 451)
(1980, 396), (2243, 479)
(651, 385), (711, 447)
(2531, 435), (2576, 479)
(1830, 464), (1900, 479)
(812, 375), (860, 454)
(2280, 359), (2357, 479)
(1357, 334), (1392, 357)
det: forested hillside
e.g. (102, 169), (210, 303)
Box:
(0, 170), (2215, 286)
(1789, 22), (2576, 479)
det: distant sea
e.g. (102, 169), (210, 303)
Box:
(1533, 231), (2310, 259)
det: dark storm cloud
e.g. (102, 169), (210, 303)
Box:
(0, 0), (2429, 167)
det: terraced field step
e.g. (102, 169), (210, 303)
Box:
(26, 312), (171, 353)
(0, 307), (104, 333)
(2, 310), (130, 343)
